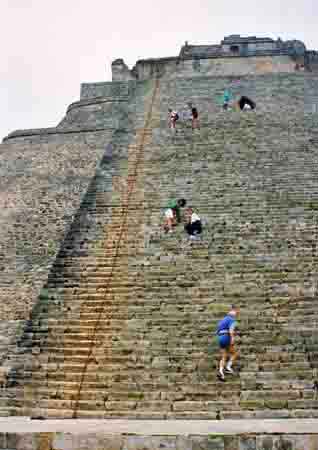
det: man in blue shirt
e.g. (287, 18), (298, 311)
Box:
(216, 307), (238, 381)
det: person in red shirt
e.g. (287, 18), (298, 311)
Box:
(188, 103), (200, 130)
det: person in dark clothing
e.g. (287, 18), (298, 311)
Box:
(184, 207), (202, 238)
(238, 96), (256, 111)
(188, 103), (200, 130)
(174, 198), (187, 223)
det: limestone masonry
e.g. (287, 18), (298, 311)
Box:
(111, 34), (317, 81)
(1, 34), (318, 436)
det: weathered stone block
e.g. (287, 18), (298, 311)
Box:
(239, 436), (256, 450)
(124, 436), (177, 450)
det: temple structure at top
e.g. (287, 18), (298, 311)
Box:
(111, 34), (318, 81)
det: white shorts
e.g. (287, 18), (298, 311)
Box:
(165, 208), (174, 219)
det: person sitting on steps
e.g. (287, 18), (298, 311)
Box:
(237, 96), (256, 111)
(163, 199), (187, 233)
(216, 307), (239, 381)
(184, 207), (202, 239)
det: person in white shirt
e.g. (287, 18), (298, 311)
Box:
(184, 207), (202, 237)
(163, 199), (187, 234)
(181, 105), (192, 122)
(168, 108), (179, 130)
(237, 96), (256, 111)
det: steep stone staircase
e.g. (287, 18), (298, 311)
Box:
(1, 73), (318, 419)
(0, 78), (159, 418)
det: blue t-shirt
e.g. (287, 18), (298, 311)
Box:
(216, 315), (236, 334)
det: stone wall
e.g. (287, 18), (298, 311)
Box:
(112, 55), (297, 81)
(0, 78), (152, 396)
(0, 75), (143, 365)
(306, 51), (318, 71)
(57, 99), (129, 129)
(0, 130), (114, 363)
(0, 432), (317, 450)
(111, 35), (317, 82)
(80, 81), (136, 100)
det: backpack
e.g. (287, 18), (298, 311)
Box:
(174, 112), (179, 121)
(192, 108), (198, 119)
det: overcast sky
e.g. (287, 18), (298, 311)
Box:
(1, 0), (317, 141)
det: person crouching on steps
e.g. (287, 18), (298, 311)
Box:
(237, 96), (256, 111)
(216, 307), (239, 381)
(184, 207), (202, 239)
(163, 199), (187, 233)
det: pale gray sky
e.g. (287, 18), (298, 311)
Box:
(1, 0), (317, 140)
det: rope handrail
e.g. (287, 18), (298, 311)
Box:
(71, 78), (160, 418)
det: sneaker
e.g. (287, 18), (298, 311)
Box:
(217, 372), (226, 382)
(224, 367), (234, 375)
